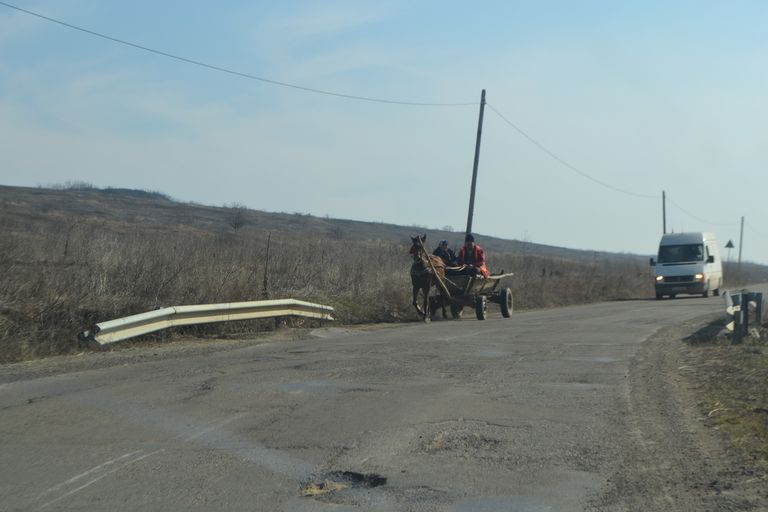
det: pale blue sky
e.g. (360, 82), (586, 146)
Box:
(1, 1), (767, 263)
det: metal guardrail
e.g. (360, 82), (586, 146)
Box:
(79, 299), (334, 346)
(723, 285), (766, 343)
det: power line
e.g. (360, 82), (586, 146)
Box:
(745, 220), (768, 240)
(665, 195), (738, 228)
(0, 1), (475, 107)
(486, 103), (657, 199)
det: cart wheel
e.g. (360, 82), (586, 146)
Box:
(500, 288), (513, 318)
(450, 303), (463, 319)
(475, 296), (488, 320)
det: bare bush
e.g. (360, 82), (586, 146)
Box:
(225, 203), (249, 230)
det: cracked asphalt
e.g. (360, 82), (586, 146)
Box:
(0, 297), (726, 511)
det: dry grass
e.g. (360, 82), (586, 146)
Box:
(683, 323), (768, 478)
(1, 185), (766, 363)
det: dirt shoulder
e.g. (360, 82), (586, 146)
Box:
(595, 314), (768, 511)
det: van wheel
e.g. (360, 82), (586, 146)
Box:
(702, 290), (709, 298)
(713, 288), (720, 296)
(655, 293), (663, 300)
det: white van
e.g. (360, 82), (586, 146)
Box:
(650, 232), (723, 299)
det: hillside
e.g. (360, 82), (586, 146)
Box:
(0, 184), (642, 262)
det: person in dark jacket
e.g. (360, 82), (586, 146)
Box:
(457, 233), (489, 277)
(432, 240), (457, 266)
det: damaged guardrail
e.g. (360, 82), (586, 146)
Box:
(723, 286), (766, 343)
(79, 299), (334, 346)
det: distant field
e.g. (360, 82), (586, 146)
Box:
(2, 184), (766, 363)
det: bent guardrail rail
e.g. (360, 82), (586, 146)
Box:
(79, 299), (334, 346)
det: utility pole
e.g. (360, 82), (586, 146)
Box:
(738, 216), (744, 270)
(662, 190), (667, 234)
(465, 89), (486, 236)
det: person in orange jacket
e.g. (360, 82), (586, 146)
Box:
(457, 233), (489, 277)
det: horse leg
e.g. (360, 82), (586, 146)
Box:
(412, 285), (424, 316)
(422, 285), (431, 322)
(431, 275), (447, 319)
(440, 291), (448, 319)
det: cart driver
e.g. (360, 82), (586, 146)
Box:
(457, 233), (489, 277)
(432, 240), (457, 266)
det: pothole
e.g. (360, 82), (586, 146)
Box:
(422, 430), (501, 454)
(300, 471), (386, 497)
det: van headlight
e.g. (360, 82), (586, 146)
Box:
(694, 273), (705, 281)
(655, 276), (664, 282)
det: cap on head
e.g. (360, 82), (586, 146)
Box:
(464, 233), (475, 243)
(440, 240), (448, 246)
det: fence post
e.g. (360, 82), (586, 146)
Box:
(756, 292), (764, 325)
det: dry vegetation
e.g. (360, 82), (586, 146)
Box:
(1, 184), (766, 363)
(681, 321), (768, 490)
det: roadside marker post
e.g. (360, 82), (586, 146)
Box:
(724, 292), (744, 343)
(724, 288), (766, 344)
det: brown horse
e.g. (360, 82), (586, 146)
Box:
(410, 234), (447, 322)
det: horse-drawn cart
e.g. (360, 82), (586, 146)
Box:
(410, 235), (513, 322)
(429, 271), (514, 320)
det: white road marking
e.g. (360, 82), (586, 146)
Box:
(37, 450), (144, 498)
(39, 450), (165, 510)
(184, 414), (245, 442)
(35, 414), (244, 509)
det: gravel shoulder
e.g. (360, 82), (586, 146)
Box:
(594, 314), (768, 511)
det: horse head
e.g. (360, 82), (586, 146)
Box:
(410, 234), (428, 262)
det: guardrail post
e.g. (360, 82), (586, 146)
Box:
(733, 293), (743, 344)
(744, 292), (752, 336)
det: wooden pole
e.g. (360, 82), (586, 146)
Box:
(738, 216), (744, 270)
(261, 231), (271, 300)
(465, 89), (486, 236)
(417, 237), (452, 299)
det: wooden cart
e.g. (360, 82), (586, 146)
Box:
(429, 271), (514, 320)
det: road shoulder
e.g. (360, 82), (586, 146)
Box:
(593, 313), (767, 511)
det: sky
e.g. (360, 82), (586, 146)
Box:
(1, 1), (767, 263)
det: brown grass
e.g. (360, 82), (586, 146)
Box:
(1, 185), (766, 363)
(683, 322), (768, 478)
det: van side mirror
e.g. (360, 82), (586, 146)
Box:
(649, 257), (656, 267)
(707, 255), (714, 263)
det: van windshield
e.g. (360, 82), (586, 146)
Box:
(658, 244), (704, 263)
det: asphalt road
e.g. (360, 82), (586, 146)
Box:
(0, 297), (723, 511)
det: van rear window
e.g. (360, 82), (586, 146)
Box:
(658, 244), (704, 263)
